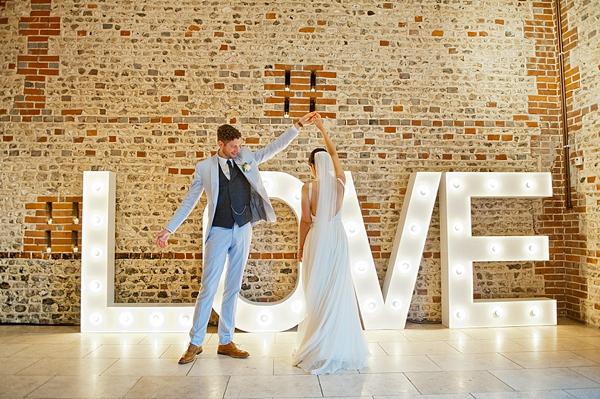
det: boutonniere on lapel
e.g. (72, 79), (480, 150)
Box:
(241, 162), (251, 172)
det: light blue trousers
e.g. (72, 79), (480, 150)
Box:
(189, 223), (252, 346)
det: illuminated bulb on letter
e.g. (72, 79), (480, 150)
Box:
(92, 182), (103, 192)
(180, 314), (191, 326)
(91, 248), (102, 258)
(292, 300), (303, 313)
(524, 180), (535, 190)
(90, 312), (102, 324)
(119, 312), (132, 326)
(90, 280), (102, 292)
(294, 190), (301, 200)
(91, 215), (103, 226)
(418, 185), (430, 197)
(487, 178), (499, 190)
(150, 313), (164, 327)
(492, 307), (504, 318)
(408, 222), (421, 235)
(455, 309), (465, 319)
(452, 222), (463, 233)
(260, 314), (269, 323)
(527, 243), (538, 254)
(391, 299), (402, 310)
(490, 243), (500, 254)
(355, 261), (367, 274)
(366, 300), (377, 312)
(400, 262), (410, 273)
(454, 264), (465, 276)
(529, 307), (540, 317)
(450, 179), (462, 189)
(346, 222), (358, 235)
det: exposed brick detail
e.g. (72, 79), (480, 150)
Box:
(23, 197), (82, 256)
(12, 0), (60, 117)
(264, 65), (337, 118)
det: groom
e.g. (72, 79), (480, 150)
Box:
(156, 112), (316, 364)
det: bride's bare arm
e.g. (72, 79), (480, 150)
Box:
(314, 114), (345, 183)
(297, 183), (312, 262)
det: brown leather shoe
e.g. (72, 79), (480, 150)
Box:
(217, 341), (249, 358)
(178, 343), (202, 364)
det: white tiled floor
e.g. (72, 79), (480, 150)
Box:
(2, 320), (600, 398)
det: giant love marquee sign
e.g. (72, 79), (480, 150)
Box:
(81, 171), (556, 332)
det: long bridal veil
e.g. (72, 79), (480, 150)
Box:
(294, 151), (370, 374)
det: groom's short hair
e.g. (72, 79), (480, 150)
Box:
(217, 124), (241, 143)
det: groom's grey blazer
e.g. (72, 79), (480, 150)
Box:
(165, 126), (300, 238)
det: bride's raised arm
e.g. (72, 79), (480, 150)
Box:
(314, 114), (345, 184)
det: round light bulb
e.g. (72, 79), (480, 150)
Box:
(355, 261), (367, 273)
(260, 314), (269, 323)
(453, 222), (463, 233)
(391, 299), (402, 309)
(119, 312), (132, 326)
(487, 178), (499, 190)
(455, 309), (465, 319)
(524, 180), (535, 190)
(418, 185), (430, 197)
(91, 215), (103, 226)
(451, 179), (462, 189)
(454, 264), (465, 276)
(490, 244), (500, 254)
(492, 307), (504, 318)
(400, 262), (410, 272)
(527, 243), (538, 254)
(294, 190), (301, 200)
(292, 300), (303, 313)
(150, 313), (164, 327)
(90, 312), (102, 324)
(408, 222), (421, 235)
(367, 301), (377, 311)
(91, 248), (102, 258)
(346, 222), (358, 235)
(90, 280), (102, 292)
(529, 307), (540, 317)
(180, 314), (191, 326)
(92, 182), (103, 192)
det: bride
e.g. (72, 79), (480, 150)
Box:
(292, 113), (370, 374)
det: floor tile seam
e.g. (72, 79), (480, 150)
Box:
(566, 365), (600, 384)
(120, 375), (144, 399)
(221, 375), (231, 399)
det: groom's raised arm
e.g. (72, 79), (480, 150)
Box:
(252, 112), (316, 165)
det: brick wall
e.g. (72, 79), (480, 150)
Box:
(1, 0), (599, 325)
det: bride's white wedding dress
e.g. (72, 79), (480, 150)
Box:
(292, 152), (370, 375)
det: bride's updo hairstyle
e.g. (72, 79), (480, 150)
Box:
(308, 148), (327, 165)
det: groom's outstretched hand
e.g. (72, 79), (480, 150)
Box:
(294, 111), (318, 130)
(156, 229), (171, 249)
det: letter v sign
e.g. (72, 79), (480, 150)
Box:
(345, 172), (442, 329)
